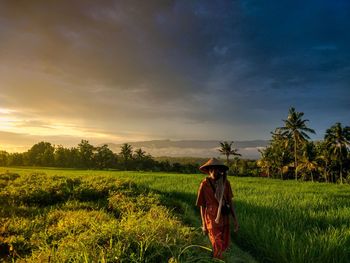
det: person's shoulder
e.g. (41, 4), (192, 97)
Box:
(200, 177), (210, 186)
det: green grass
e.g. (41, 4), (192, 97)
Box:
(232, 178), (350, 263)
(1, 167), (349, 263)
(0, 167), (255, 263)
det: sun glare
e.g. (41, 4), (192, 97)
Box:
(0, 108), (128, 146)
(0, 108), (15, 114)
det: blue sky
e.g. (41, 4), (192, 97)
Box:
(0, 0), (349, 151)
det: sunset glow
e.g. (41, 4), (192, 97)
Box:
(0, 1), (349, 152)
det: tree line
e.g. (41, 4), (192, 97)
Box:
(0, 140), (200, 173)
(257, 107), (350, 184)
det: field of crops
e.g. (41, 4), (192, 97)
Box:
(1, 167), (349, 263)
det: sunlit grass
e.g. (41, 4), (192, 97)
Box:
(0, 168), (233, 262)
(1, 167), (349, 262)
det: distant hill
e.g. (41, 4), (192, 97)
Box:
(103, 139), (268, 160)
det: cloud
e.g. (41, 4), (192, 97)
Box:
(0, 0), (349, 152)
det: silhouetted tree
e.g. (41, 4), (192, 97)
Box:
(8, 153), (24, 166)
(218, 141), (241, 166)
(120, 143), (133, 170)
(94, 144), (116, 169)
(54, 145), (69, 167)
(78, 140), (95, 168)
(27, 141), (55, 166)
(0, 151), (9, 166)
(67, 147), (81, 168)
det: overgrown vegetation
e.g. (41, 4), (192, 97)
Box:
(0, 170), (218, 262)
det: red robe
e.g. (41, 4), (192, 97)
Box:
(196, 177), (233, 258)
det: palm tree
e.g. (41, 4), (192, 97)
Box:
(134, 148), (146, 160)
(270, 128), (293, 179)
(297, 142), (318, 182)
(279, 107), (315, 181)
(324, 122), (350, 184)
(120, 143), (133, 170)
(257, 149), (271, 178)
(218, 141), (241, 166)
(315, 141), (332, 183)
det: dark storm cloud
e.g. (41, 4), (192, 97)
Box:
(186, 0), (350, 133)
(0, 0), (349, 148)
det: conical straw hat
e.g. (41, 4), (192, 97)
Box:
(199, 158), (229, 174)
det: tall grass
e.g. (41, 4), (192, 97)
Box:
(232, 178), (350, 263)
(1, 167), (349, 263)
(0, 170), (210, 262)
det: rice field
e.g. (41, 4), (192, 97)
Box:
(1, 167), (349, 263)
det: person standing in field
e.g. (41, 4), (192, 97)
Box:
(196, 158), (239, 259)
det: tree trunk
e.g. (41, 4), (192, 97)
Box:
(280, 169), (283, 180)
(294, 134), (298, 181)
(311, 170), (313, 182)
(340, 163), (343, 184)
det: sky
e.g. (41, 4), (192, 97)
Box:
(0, 0), (349, 152)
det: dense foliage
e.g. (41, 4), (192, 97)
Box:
(0, 141), (200, 174)
(258, 108), (350, 184)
